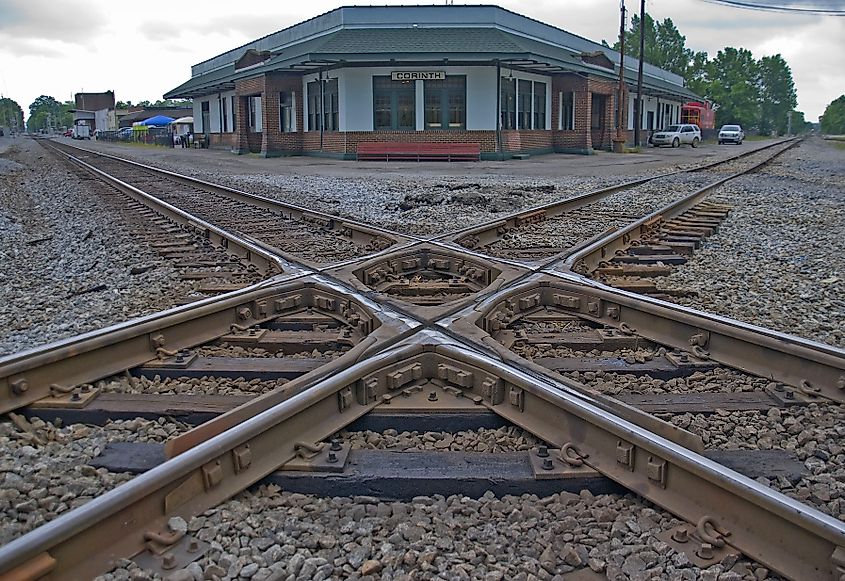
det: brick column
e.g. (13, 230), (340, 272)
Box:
(232, 96), (250, 154)
(580, 90), (593, 150)
(260, 87), (279, 157)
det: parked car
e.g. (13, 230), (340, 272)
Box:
(651, 124), (701, 148)
(117, 127), (134, 140)
(718, 124), (744, 145)
(63, 129), (73, 137)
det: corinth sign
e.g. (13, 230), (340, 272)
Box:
(391, 71), (446, 81)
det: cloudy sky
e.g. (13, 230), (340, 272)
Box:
(0, 0), (842, 121)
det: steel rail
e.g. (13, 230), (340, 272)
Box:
(437, 138), (796, 247)
(40, 141), (291, 278)
(446, 273), (845, 404)
(49, 140), (417, 259)
(0, 335), (842, 580)
(0, 342), (425, 580)
(0, 277), (410, 414)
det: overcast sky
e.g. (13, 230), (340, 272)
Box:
(0, 0), (842, 122)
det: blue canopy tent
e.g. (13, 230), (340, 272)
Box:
(140, 115), (175, 126)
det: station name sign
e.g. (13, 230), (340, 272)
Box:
(391, 71), (446, 81)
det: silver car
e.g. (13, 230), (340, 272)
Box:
(718, 124), (744, 145)
(651, 124), (702, 148)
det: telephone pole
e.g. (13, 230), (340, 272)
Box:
(634, 0), (646, 146)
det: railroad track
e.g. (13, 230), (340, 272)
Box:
(0, 137), (843, 580)
(44, 146), (279, 301)
(45, 141), (407, 270)
(445, 139), (797, 266)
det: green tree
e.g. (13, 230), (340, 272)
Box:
(612, 14), (708, 86)
(116, 100), (133, 108)
(0, 97), (24, 130)
(789, 111), (812, 134)
(705, 48), (760, 129)
(757, 54), (797, 135)
(820, 95), (845, 134)
(26, 95), (72, 131)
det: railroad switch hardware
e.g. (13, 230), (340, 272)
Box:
(143, 350), (199, 369)
(657, 522), (739, 569)
(133, 531), (210, 578)
(29, 384), (100, 409)
(283, 440), (351, 473)
(529, 446), (598, 480)
(665, 350), (712, 369)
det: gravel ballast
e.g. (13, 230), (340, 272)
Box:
(0, 416), (190, 545)
(659, 139), (845, 347)
(0, 140), (214, 356)
(3, 135), (838, 580)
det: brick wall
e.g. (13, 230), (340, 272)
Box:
(234, 77), (264, 154)
(260, 73), (304, 156)
(500, 130), (552, 152)
(226, 70), (628, 157)
(551, 75), (591, 151)
(303, 130), (500, 155)
(209, 133), (236, 148)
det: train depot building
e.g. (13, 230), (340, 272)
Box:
(165, 5), (700, 159)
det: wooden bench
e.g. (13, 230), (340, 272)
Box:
(357, 142), (480, 162)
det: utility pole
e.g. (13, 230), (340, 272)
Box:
(787, 110), (793, 136)
(634, 0), (646, 146)
(616, 0), (627, 143)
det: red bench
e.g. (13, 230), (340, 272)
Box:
(357, 142), (480, 162)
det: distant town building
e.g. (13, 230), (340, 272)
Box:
(71, 91), (117, 132)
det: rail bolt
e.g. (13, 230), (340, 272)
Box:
(537, 446), (549, 458)
(10, 379), (29, 395)
(161, 554), (177, 570)
(671, 527), (689, 543)
(541, 458), (554, 471)
(696, 543), (715, 560)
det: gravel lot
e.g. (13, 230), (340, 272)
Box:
(0, 139), (210, 356)
(659, 138), (845, 347)
(62, 138), (785, 238)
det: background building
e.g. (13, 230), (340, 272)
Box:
(165, 5), (699, 158)
(71, 91), (117, 132)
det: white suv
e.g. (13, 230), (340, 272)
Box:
(651, 124), (701, 148)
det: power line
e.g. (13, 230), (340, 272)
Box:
(699, 0), (845, 15)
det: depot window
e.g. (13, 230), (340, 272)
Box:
(500, 78), (516, 130)
(533, 82), (546, 129)
(559, 91), (574, 130)
(506, 79), (547, 130)
(307, 79), (338, 132)
(219, 97), (228, 132)
(247, 96), (261, 132)
(201, 101), (210, 133)
(424, 76), (466, 130)
(373, 76), (415, 131)
(280, 91), (296, 132)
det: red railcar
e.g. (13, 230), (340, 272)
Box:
(681, 101), (715, 129)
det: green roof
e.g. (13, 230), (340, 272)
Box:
(165, 26), (699, 101)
